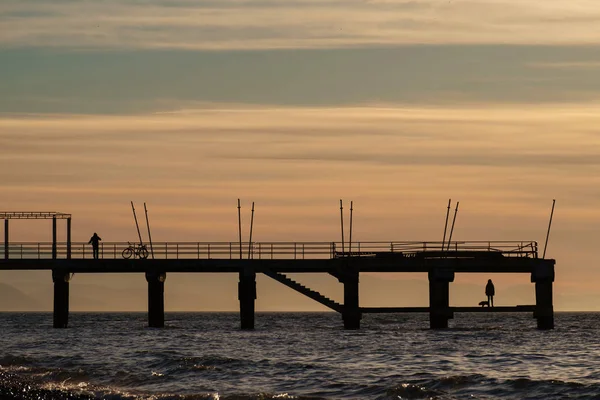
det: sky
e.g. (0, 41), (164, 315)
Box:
(1, 0), (600, 311)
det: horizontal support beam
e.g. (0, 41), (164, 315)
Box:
(361, 307), (429, 313)
(361, 305), (535, 313)
(0, 258), (554, 274)
(453, 305), (535, 313)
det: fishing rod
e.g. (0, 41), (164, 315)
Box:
(446, 201), (459, 251)
(542, 199), (556, 259)
(248, 202), (255, 259)
(340, 199), (345, 255)
(441, 198), (451, 251)
(238, 199), (243, 260)
(349, 201), (353, 256)
(144, 202), (154, 259)
(131, 201), (143, 245)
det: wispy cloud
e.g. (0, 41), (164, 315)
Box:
(2, 103), (600, 197)
(527, 61), (600, 70)
(3, 45), (600, 115)
(2, 0), (600, 49)
(1, 104), (599, 287)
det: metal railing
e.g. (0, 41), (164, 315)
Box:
(0, 241), (539, 260)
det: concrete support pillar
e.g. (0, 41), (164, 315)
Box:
(66, 218), (72, 259)
(428, 269), (455, 329)
(341, 268), (361, 330)
(238, 268), (256, 330)
(4, 219), (8, 260)
(52, 216), (57, 259)
(532, 263), (555, 330)
(52, 270), (70, 328)
(146, 271), (166, 328)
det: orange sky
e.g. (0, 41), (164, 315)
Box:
(1, 0), (600, 311)
(2, 105), (600, 310)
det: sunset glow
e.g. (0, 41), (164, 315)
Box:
(2, 0), (600, 311)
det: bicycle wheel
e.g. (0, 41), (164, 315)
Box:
(122, 247), (134, 259)
(138, 247), (149, 259)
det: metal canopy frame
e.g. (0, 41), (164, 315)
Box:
(3, 211), (72, 259)
(0, 212), (72, 219)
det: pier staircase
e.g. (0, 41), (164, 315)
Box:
(263, 269), (343, 312)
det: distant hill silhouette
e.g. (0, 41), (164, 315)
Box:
(0, 283), (44, 311)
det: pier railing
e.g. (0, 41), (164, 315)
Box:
(1, 241), (538, 260)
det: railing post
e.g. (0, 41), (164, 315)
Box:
(114, 244), (117, 259)
(52, 216), (57, 259)
(294, 243), (297, 259)
(271, 243), (273, 259)
(197, 243), (200, 259)
(176, 243), (179, 259)
(4, 219), (8, 260)
(208, 243), (211, 259)
(66, 217), (71, 259)
(38, 243), (40, 259)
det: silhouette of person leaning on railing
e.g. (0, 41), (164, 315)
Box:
(485, 279), (495, 307)
(88, 233), (102, 259)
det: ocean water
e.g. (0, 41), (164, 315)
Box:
(0, 312), (599, 399)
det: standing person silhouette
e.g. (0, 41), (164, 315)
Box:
(485, 279), (495, 307)
(88, 233), (102, 259)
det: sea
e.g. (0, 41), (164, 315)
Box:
(0, 312), (598, 400)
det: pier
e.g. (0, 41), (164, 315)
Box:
(0, 212), (555, 330)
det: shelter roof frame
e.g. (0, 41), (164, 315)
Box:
(3, 211), (72, 259)
(1, 212), (72, 220)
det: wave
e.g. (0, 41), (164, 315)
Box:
(384, 383), (443, 399)
(0, 362), (323, 400)
(3, 365), (600, 400)
(3, 312), (600, 399)
(381, 375), (600, 400)
(0, 368), (322, 400)
(499, 377), (594, 399)
(0, 354), (35, 367)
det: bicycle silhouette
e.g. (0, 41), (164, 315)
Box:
(122, 242), (149, 259)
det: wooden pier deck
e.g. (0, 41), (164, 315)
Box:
(0, 239), (556, 331)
